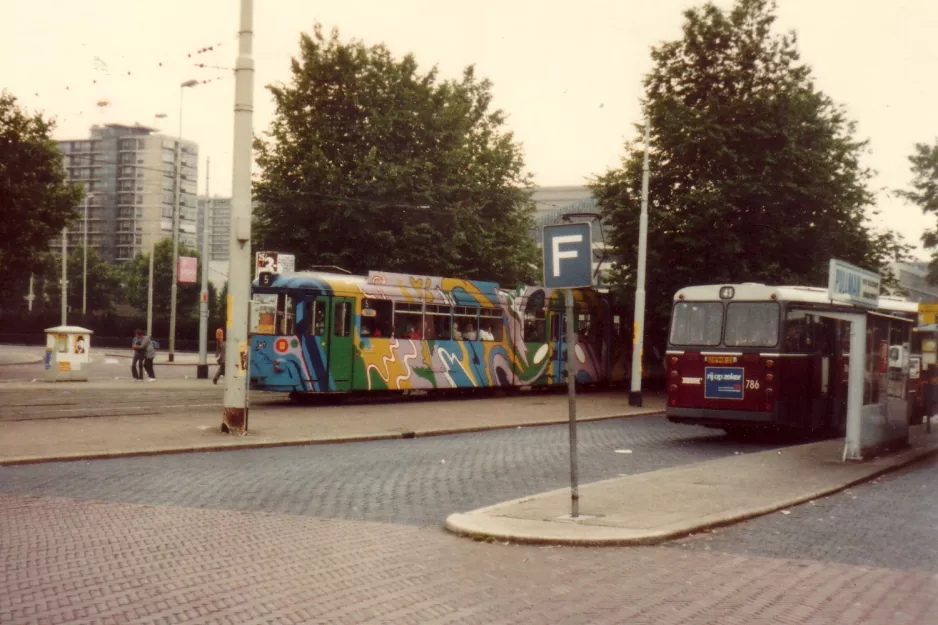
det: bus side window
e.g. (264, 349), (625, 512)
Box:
(785, 311), (815, 353)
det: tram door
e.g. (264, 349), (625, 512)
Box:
(306, 296), (355, 391)
(549, 308), (568, 385)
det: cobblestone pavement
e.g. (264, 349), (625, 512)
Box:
(3, 493), (937, 625)
(0, 416), (780, 526)
(671, 454), (938, 574)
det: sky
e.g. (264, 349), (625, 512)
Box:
(5, 0), (938, 259)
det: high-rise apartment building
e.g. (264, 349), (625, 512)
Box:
(196, 196), (231, 262)
(56, 124), (199, 263)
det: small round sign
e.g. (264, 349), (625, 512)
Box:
(275, 338), (290, 353)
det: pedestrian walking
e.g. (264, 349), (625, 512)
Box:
(213, 328), (226, 385)
(138, 331), (156, 382)
(131, 330), (145, 380)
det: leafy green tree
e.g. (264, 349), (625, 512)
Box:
(592, 0), (904, 344)
(897, 140), (938, 282)
(0, 91), (83, 303)
(254, 24), (539, 286)
(121, 239), (214, 323)
(63, 247), (121, 314)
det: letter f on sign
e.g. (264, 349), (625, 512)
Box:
(552, 234), (583, 277)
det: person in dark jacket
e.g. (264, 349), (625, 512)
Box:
(213, 328), (226, 385)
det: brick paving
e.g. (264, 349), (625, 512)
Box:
(3, 493), (937, 625)
(672, 454), (938, 574)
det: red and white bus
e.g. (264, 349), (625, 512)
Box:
(665, 283), (917, 438)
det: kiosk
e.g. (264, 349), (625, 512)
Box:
(44, 326), (94, 382)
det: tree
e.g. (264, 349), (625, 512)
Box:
(121, 239), (214, 323)
(0, 91), (83, 302)
(897, 140), (938, 282)
(254, 24), (539, 286)
(591, 0), (904, 344)
(65, 248), (121, 314)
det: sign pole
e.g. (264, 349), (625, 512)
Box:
(565, 289), (579, 518)
(543, 221), (592, 519)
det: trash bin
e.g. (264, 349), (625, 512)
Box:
(44, 326), (94, 382)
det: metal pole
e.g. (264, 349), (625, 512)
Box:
(222, 0), (254, 434)
(147, 241), (155, 336)
(629, 116), (651, 406)
(843, 315), (867, 461)
(565, 289), (580, 517)
(82, 193), (90, 316)
(197, 157), (211, 378)
(60, 228), (68, 326)
(27, 273), (34, 312)
(169, 86), (184, 363)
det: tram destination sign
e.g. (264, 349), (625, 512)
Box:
(827, 259), (880, 309)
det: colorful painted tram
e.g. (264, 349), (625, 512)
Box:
(248, 269), (632, 396)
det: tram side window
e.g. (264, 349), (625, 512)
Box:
(277, 294), (295, 335)
(394, 302), (424, 339)
(524, 309), (546, 342)
(306, 300), (326, 336)
(784, 311), (817, 353)
(454, 306), (479, 340)
(479, 309), (503, 341)
(524, 295), (547, 342)
(724, 302), (779, 347)
(577, 312), (592, 342)
(361, 299), (392, 338)
(425, 304), (451, 340)
(333, 301), (351, 337)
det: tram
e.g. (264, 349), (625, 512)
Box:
(248, 269), (632, 396)
(665, 283), (917, 437)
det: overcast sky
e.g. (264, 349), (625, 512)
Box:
(5, 0), (937, 259)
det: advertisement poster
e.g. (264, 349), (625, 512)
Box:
(235, 341), (248, 378)
(704, 367), (745, 400)
(178, 257), (198, 284)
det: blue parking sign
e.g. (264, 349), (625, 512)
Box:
(704, 367), (745, 400)
(543, 222), (593, 289)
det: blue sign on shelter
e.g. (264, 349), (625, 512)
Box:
(543, 222), (593, 289)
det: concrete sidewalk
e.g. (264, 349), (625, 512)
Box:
(0, 384), (665, 465)
(446, 423), (938, 546)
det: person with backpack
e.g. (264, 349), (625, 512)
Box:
(139, 331), (156, 382)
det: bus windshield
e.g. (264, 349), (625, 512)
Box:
(670, 302), (723, 346)
(724, 302), (779, 347)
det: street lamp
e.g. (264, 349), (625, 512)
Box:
(222, 0), (254, 433)
(629, 116), (651, 407)
(169, 78), (200, 362)
(82, 192), (93, 316)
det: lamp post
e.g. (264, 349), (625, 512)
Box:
(197, 157), (211, 379)
(222, 0), (254, 433)
(82, 192), (92, 316)
(169, 79), (200, 362)
(629, 116), (651, 407)
(60, 228), (68, 326)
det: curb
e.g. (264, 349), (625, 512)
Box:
(0, 409), (664, 466)
(443, 443), (938, 547)
(104, 353), (204, 366)
(0, 359), (43, 367)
